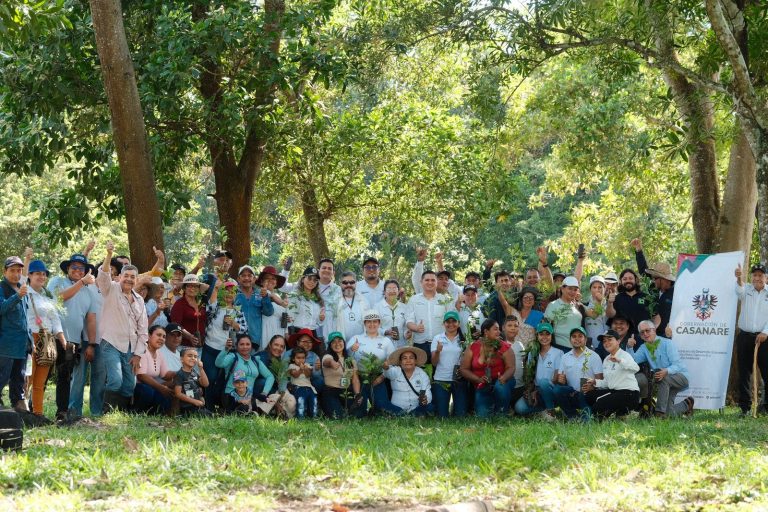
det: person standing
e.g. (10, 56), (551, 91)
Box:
(336, 272), (369, 341)
(236, 264), (274, 350)
(0, 255), (30, 412)
(734, 262), (768, 415)
(356, 257), (384, 302)
(48, 253), (100, 421)
(96, 241), (148, 411)
(406, 270), (455, 365)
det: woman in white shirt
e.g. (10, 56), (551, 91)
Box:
(431, 311), (468, 417)
(26, 260), (66, 417)
(375, 280), (408, 348)
(347, 310), (396, 414)
(583, 329), (640, 419)
(384, 346), (433, 416)
(287, 267), (325, 335)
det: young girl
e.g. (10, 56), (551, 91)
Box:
(289, 347), (318, 418)
(174, 347), (211, 416)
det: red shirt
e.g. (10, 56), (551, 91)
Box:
(170, 298), (207, 347)
(469, 340), (511, 381)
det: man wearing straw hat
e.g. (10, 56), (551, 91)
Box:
(734, 262), (768, 415)
(632, 238), (676, 336)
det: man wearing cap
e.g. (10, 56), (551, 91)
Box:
(235, 264), (274, 350)
(406, 270), (456, 365)
(96, 241), (148, 411)
(632, 238), (675, 336)
(464, 271), (488, 304)
(357, 257), (385, 302)
(336, 271), (370, 341)
(543, 276), (584, 353)
(457, 285), (485, 339)
(160, 323), (185, 373)
(48, 253), (101, 420)
(0, 255), (30, 412)
(606, 267), (650, 339)
(552, 326), (604, 420)
(734, 262), (768, 415)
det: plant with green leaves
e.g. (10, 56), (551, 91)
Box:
(639, 276), (659, 318)
(269, 357), (290, 393)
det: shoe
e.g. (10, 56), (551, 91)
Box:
(539, 410), (556, 422)
(13, 400), (29, 413)
(684, 397), (695, 416)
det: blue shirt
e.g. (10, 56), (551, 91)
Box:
(48, 276), (99, 343)
(0, 279), (31, 359)
(629, 336), (688, 378)
(215, 350), (274, 395)
(235, 289), (274, 349)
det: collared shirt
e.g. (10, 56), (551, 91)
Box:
(335, 293), (369, 341)
(535, 347), (564, 382)
(138, 348), (170, 382)
(406, 292), (456, 344)
(347, 333), (394, 363)
(595, 349), (639, 391)
(317, 282), (342, 337)
(170, 297), (207, 347)
(26, 288), (63, 335)
(384, 366), (432, 412)
(48, 276), (98, 343)
(430, 332), (465, 381)
(458, 303), (485, 340)
(96, 269), (147, 355)
(612, 292), (651, 336)
(558, 349), (603, 389)
(235, 288), (274, 349)
(0, 279), (31, 359)
(375, 298), (409, 348)
(411, 261), (462, 301)
(629, 336), (688, 378)
(736, 283), (768, 333)
(356, 278), (385, 302)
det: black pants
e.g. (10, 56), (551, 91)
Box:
(54, 343), (77, 416)
(737, 331), (768, 412)
(585, 389), (640, 419)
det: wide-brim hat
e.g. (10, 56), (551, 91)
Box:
(256, 265), (286, 288)
(181, 274), (210, 292)
(604, 272), (619, 284)
(287, 328), (322, 348)
(387, 346), (428, 366)
(213, 249), (233, 260)
(135, 275), (165, 296)
(607, 312), (634, 329)
(28, 260), (50, 276)
(645, 262), (676, 282)
(59, 253), (95, 275)
(597, 329), (621, 342)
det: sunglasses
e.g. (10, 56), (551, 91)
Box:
(364, 265), (379, 270)
(341, 281), (355, 285)
(70, 265), (86, 272)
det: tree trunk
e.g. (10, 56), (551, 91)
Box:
(718, 127), (756, 254)
(648, 0), (720, 252)
(192, 0), (284, 270)
(89, 0), (164, 271)
(300, 187), (330, 263)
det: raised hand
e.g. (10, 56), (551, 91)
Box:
(630, 238), (643, 252)
(81, 269), (96, 286)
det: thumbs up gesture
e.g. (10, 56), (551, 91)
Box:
(81, 269), (95, 286)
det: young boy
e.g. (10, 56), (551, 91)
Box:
(174, 347), (211, 416)
(229, 369), (253, 414)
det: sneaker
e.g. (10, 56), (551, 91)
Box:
(684, 397), (695, 416)
(539, 410), (556, 422)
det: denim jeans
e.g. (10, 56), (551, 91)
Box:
(293, 385), (318, 418)
(201, 344), (223, 409)
(133, 381), (171, 414)
(431, 380), (469, 418)
(552, 384), (591, 419)
(321, 386), (360, 419)
(69, 343), (105, 417)
(514, 378), (557, 416)
(358, 381), (398, 417)
(0, 356), (26, 405)
(99, 340), (136, 397)
(474, 378), (515, 418)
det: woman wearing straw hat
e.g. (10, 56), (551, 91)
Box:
(170, 274), (209, 349)
(383, 346), (433, 416)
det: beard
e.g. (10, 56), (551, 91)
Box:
(621, 282), (636, 293)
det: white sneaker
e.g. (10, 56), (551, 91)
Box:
(539, 410), (556, 422)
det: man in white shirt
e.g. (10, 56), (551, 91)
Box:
(356, 257), (384, 302)
(552, 327), (603, 421)
(406, 270), (455, 365)
(735, 262), (768, 414)
(337, 272), (369, 341)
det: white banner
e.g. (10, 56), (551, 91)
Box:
(670, 251), (743, 409)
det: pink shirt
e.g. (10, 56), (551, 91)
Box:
(138, 349), (170, 381)
(97, 269), (148, 355)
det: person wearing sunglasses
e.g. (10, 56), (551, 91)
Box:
(356, 257), (384, 303)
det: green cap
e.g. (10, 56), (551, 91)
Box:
(443, 311), (460, 322)
(536, 322), (554, 334)
(570, 326), (587, 337)
(327, 331), (345, 343)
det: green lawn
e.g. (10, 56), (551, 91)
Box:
(1, 409), (768, 511)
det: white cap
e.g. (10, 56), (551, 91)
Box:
(604, 272), (618, 283)
(363, 310), (381, 322)
(589, 275), (606, 286)
(562, 276), (579, 287)
(238, 265), (256, 276)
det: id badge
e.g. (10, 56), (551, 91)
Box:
(186, 389), (195, 398)
(340, 377), (350, 388)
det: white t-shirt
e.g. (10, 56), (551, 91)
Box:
(544, 299), (583, 349)
(535, 347), (564, 382)
(347, 333), (394, 363)
(356, 279), (385, 303)
(384, 366), (432, 412)
(510, 340), (525, 388)
(430, 332), (464, 382)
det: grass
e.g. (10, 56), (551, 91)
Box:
(2, 408), (768, 511)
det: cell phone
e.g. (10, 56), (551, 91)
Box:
(577, 243), (585, 258)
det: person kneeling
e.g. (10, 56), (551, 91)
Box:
(552, 327), (603, 421)
(174, 347), (211, 416)
(583, 329), (640, 420)
(383, 346), (433, 416)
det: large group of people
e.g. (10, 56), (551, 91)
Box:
(0, 235), (761, 424)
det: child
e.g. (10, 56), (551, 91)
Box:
(174, 347), (211, 416)
(289, 347), (317, 418)
(229, 369), (253, 414)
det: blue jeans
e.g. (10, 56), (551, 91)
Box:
(0, 356), (26, 405)
(432, 380), (469, 418)
(474, 378), (515, 418)
(133, 381), (171, 414)
(201, 344), (223, 408)
(293, 385), (318, 418)
(391, 402), (434, 417)
(553, 384), (591, 419)
(357, 380), (398, 417)
(69, 343), (105, 417)
(99, 340), (136, 397)
(514, 378), (557, 416)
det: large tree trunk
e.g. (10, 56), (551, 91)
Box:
(89, 0), (164, 271)
(300, 187), (330, 263)
(192, 0), (284, 270)
(718, 128), (756, 254)
(648, 0), (720, 252)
